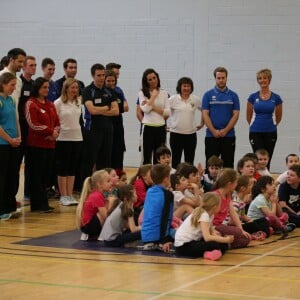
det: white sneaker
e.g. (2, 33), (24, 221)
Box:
(80, 233), (89, 240)
(59, 196), (73, 206)
(68, 196), (78, 205)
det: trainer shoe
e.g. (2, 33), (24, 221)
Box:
(283, 223), (296, 233)
(0, 213), (12, 220)
(80, 233), (89, 241)
(203, 250), (222, 261)
(136, 243), (158, 251)
(68, 196), (78, 205)
(251, 231), (267, 241)
(59, 196), (73, 206)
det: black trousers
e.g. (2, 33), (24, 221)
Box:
(0, 145), (19, 214)
(249, 131), (277, 169)
(175, 239), (228, 258)
(242, 217), (270, 236)
(205, 136), (236, 168)
(26, 147), (54, 211)
(142, 125), (166, 165)
(80, 125), (113, 187)
(170, 132), (197, 169)
(104, 231), (141, 247)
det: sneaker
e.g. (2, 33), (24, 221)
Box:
(68, 196), (78, 205)
(251, 231), (267, 241)
(203, 250), (222, 261)
(22, 196), (30, 206)
(0, 213), (12, 220)
(59, 196), (73, 206)
(283, 223), (296, 233)
(136, 243), (158, 251)
(80, 233), (89, 241)
(11, 210), (22, 218)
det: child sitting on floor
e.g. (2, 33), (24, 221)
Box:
(141, 164), (174, 253)
(76, 170), (115, 240)
(255, 149), (272, 176)
(99, 184), (141, 247)
(231, 175), (269, 239)
(130, 164), (153, 224)
(175, 192), (234, 260)
(247, 176), (296, 234)
(276, 153), (299, 186)
(202, 155), (223, 192)
(155, 145), (176, 174)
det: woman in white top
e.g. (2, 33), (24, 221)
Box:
(55, 78), (83, 206)
(139, 68), (170, 164)
(168, 77), (203, 169)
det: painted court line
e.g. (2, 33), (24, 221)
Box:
(147, 241), (298, 300)
(183, 289), (296, 300)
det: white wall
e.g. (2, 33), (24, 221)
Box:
(1, 0), (299, 172)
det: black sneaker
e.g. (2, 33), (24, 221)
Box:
(283, 223), (296, 233)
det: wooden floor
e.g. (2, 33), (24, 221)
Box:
(0, 168), (299, 300)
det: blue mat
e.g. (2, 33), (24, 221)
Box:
(14, 229), (177, 258)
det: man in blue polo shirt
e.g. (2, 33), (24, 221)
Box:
(202, 67), (240, 168)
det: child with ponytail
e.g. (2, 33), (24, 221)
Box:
(212, 169), (251, 249)
(175, 192), (233, 260)
(76, 170), (115, 239)
(99, 184), (141, 247)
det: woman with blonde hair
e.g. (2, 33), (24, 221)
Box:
(247, 68), (283, 169)
(54, 78), (83, 206)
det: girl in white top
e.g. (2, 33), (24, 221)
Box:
(168, 77), (204, 168)
(175, 192), (233, 260)
(139, 68), (170, 164)
(54, 78), (83, 206)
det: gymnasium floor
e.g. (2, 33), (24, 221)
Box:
(0, 169), (299, 299)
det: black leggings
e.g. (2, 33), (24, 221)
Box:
(175, 239), (228, 258)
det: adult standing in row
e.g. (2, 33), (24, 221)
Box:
(25, 77), (60, 212)
(55, 58), (85, 95)
(0, 73), (21, 220)
(168, 77), (203, 169)
(202, 67), (240, 169)
(18, 55), (37, 202)
(247, 68), (282, 170)
(80, 64), (119, 186)
(139, 68), (170, 165)
(41, 57), (59, 102)
(106, 63), (129, 174)
(0, 48), (26, 105)
(54, 78), (82, 206)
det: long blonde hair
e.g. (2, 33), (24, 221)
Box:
(76, 170), (109, 228)
(190, 192), (220, 228)
(61, 78), (81, 105)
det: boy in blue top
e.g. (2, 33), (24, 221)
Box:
(141, 164), (174, 252)
(202, 67), (240, 169)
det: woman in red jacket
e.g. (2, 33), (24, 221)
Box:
(25, 77), (60, 212)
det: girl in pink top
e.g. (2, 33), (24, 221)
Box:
(213, 168), (251, 249)
(76, 170), (115, 238)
